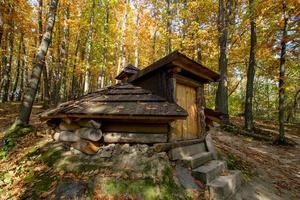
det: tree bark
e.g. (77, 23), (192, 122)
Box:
(84, 0), (95, 94)
(165, 0), (172, 54)
(59, 3), (70, 100)
(99, 0), (109, 88)
(244, 0), (257, 132)
(215, 0), (232, 124)
(0, 10), (3, 48)
(117, 0), (129, 75)
(71, 32), (81, 97)
(1, 5), (14, 103)
(10, 33), (24, 101)
(277, 0), (288, 143)
(133, 0), (140, 67)
(16, 0), (59, 126)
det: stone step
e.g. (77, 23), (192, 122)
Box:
(180, 152), (213, 169)
(208, 170), (242, 200)
(192, 160), (227, 184)
(169, 142), (207, 160)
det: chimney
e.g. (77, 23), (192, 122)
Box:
(115, 64), (140, 83)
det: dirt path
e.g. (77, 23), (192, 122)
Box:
(210, 125), (300, 200)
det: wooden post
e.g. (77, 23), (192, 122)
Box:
(167, 72), (177, 142)
(197, 85), (206, 138)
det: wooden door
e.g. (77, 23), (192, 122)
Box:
(174, 82), (198, 140)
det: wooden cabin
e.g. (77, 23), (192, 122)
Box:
(40, 51), (220, 149)
(119, 51), (220, 142)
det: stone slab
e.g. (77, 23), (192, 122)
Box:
(170, 143), (207, 160)
(192, 160), (227, 183)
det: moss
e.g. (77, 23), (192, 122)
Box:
(39, 146), (63, 166)
(100, 167), (190, 200)
(23, 170), (56, 199)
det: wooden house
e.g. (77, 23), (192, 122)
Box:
(120, 51), (220, 142)
(41, 51), (219, 146)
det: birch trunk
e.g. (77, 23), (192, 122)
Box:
(59, 3), (70, 100)
(1, 5), (14, 103)
(10, 33), (24, 101)
(277, 0), (288, 144)
(16, 0), (59, 126)
(117, 0), (129, 75)
(84, 0), (95, 94)
(99, 0), (109, 88)
(133, 0), (140, 67)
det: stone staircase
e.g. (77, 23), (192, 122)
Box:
(170, 139), (242, 200)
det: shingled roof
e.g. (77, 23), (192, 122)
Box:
(40, 83), (188, 120)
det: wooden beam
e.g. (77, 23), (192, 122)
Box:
(102, 122), (169, 133)
(172, 60), (214, 82)
(175, 74), (201, 88)
(153, 138), (205, 152)
(103, 132), (167, 143)
(41, 114), (186, 121)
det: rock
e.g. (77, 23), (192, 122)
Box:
(120, 144), (130, 153)
(72, 139), (101, 155)
(59, 121), (80, 132)
(75, 127), (102, 141)
(54, 179), (87, 199)
(97, 144), (115, 158)
(175, 165), (200, 190)
(70, 147), (85, 155)
(76, 119), (101, 129)
(205, 133), (218, 160)
(53, 131), (80, 142)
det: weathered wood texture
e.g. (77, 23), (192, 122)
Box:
(103, 132), (167, 143)
(40, 83), (187, 120)
(128, 51), (219, 84)
(197, 85), (206, 138)
(153, 138), (205, 152)
(102, 122), (168, 133)
(131, 70), (168, 100)
(174, 82), (198, 141)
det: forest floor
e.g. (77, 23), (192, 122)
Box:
(211, 118), (300, 200)
(0, 102), (299, 199)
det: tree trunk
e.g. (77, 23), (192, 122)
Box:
(16, 0), (59, 126)
(1, 5), (14, 103)
(244, 0), (257, 132)
(0, 10), (3, 48)
(215, 0), (232, 124)
(84, 0), (95, 94)
(117, 0), (129, 75)
(59, 3), (70, 100)
(99, 0), (109, 88)
(10, 33), (24, 101)
(165, 0), (172, 54)
(277, 0), (288, 144)
(286, 89), (300, 122)
(71, 32), (81, 97)
(133, 0), (140, 67)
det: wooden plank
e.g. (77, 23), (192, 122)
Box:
(103, 132), (167, 143)
(106, 89), (150, 94)
(41, 114), (186, 120)
(174, 83), (198, 141)
(102, 123), (169, 133)
(90, 94), (165, 102)
(175, 74), (201, 88)
(166, 75), (176, 103)
(153, 138), (205, 152)
(197, 86), (206, 137)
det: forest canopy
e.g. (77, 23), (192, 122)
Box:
(0, 0), (299, 123)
